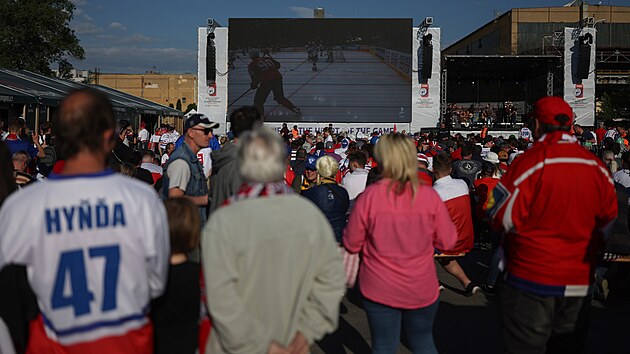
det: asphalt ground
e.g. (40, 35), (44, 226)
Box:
(227, 50), (411, 123)
(312, 250), (630, 354)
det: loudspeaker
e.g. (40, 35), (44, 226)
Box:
(576, 36), (591, 80)
(421, 42), (433, 79)
(206, 37), (216, 82)
(420, 34), (433, 80)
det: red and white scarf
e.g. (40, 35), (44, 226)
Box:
(223, 181), (293, 206)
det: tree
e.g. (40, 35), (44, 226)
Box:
(57, 59), (73, 79)
(598, 93), (616, 122)
(185, 103), (197, 113)
(176, 99), (182, 111)
(169, 103), (174, 108)
(0, 0), (85, 75)
(598, 79), (630, 121)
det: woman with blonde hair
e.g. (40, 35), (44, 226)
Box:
(302, 155), (350, 242)
(344, 133), (457, 354)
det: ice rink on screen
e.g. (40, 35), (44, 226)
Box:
(227, 49), (411, 123)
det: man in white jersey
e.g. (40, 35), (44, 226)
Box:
(137, 122), (150, 150)
(0, 89), (169, 353)
(518, 123), (532, 141)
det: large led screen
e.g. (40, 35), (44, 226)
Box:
(227, 18), (412, 123)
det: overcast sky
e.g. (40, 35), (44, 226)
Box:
(69, 0), (630, 73)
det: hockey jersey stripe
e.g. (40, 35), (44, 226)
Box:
(506, 273), (589, 297)
(514, 157), (612, 186)
(502, 188), (520, 233)
(42, 308), (148, 337)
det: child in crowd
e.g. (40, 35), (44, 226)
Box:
(152, 198), (201, 354)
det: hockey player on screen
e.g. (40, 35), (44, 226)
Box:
(306, 43), (319, 71)
(248, 49), (300, 116)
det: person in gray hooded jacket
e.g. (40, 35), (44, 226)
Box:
(203, 126), (344, 354)
(209, 106), (262, 214)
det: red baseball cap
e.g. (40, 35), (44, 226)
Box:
(534, 97), (574, 127)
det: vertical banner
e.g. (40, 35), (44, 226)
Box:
(411, 27), (441, 131)
(564, 27), (595, 126)
(198, 27), (228, 132)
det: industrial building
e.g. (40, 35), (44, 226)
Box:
(441, 3), (630, 126)
(96, 73), (198, 110)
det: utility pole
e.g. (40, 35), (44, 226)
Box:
(579, 1), (589, 28)
(92, 67), (100, 85)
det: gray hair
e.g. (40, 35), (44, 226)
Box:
(238, 126), (287, 183)
(12, 151), (29, 164)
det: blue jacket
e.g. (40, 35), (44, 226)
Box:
(302, 182), (349, 243)
(208, 135), (220, 151)
(175, 135), (185, 149)
(162, 143), (208, 223)
(5, 138), (38, 159)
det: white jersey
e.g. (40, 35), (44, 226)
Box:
(342, 169), (369, 200)
(0, 171), (169, 349)
(604, 129), (618, 140)
(161, 153), (170, 166)
(519, 127), (532, 141)
(137, 128), (149, 142)
(197, 147), (213, 178)
(613, 169), (630, 205)
(159, 133), (178, 149)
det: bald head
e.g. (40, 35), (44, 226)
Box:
(54, 89), (115, 159)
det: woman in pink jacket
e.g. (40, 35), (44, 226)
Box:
(343, 133), (458, 354)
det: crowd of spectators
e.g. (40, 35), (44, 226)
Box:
(0, 91), (628, 354)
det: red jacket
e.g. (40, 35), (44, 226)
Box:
(434, 176), (474, 254)
(595, 128), (606, 144)
(417, 170), (433, 186)
(486, 131), (617, 296)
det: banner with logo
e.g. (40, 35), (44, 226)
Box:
(564, 27), (595, 126)
(197, 27), (228, 129)
(411, 27), (441, 132)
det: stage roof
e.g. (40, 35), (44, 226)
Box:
(444, 55), (561, 78)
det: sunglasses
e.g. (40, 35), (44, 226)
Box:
(191, 127), (213, 135)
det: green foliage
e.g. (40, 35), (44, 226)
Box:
(169, 103), (174, 108)
(176, 99), (182, 111)
(0, 0), (85, 75)
(185, 103), (197, 113)
(598, 80), (630, 121)
(57, 59), (73, 79)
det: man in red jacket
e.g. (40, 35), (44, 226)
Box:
(486, 97), (617, 354)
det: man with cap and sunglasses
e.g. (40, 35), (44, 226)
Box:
(486, 97), (617, 354)
(296, 155), (319, 192)
(162, 113), (219, 224)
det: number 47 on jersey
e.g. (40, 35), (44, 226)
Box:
(51, 245), (120, 317)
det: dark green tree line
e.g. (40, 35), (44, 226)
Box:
(0, 0), (84, 75)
